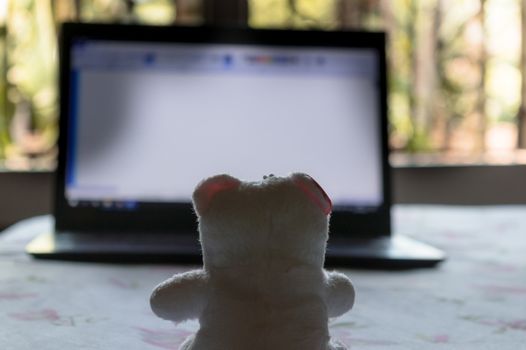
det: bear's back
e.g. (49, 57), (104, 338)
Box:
(191, 174), (332, 349)
(194, 263), (330, 350)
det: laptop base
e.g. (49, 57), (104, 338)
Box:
(326, 234), (445, 269)
(26, 231), (445, 269)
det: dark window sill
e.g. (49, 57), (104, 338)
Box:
(2, 164), (526, 229)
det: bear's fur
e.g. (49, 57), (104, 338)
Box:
(150, 173), (354, 350)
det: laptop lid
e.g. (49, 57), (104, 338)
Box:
(55, 23), (391, 238)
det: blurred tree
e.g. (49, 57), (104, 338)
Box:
(406, 0), (425, 151)
(475, 0), (487, 151)
(174, 0), (202, 24)
(337, 0), (380, 29)
(6, 0), (58, 166)
(0, 18), (7, 162)
(52, 0), (80, 21)
(518, 0), (526, 148)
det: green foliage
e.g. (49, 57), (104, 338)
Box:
(0, 30), (7, 160)
(0, 0), (178, 167)
(0, 0), (523, 167)
(249, 0), (338, 29)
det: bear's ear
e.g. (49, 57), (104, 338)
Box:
(291, 173), (332, 215)
(193, 174), (241, 215)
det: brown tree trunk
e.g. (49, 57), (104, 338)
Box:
(337, 0), (361, 28)
(518, 0), (526, 148)
(336, 0), (377, 29)
(51, 0), (80, 22)
(408, 0), (420, 148)
(174, 0), (202, 25)
(431, 0), (445, 150)
(475, 0), (487, 152)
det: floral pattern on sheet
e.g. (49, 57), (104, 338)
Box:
(1, 206), (526, 349)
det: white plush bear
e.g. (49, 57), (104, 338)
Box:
(150, 173), (355, 350)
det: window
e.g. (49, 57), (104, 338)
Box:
(1, 0), (525, 168)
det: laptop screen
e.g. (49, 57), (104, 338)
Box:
(65, 39), (383, 211)
(56, 25), (390, 236)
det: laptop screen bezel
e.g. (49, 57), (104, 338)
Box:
(55, 22), (391, 237)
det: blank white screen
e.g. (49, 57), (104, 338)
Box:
(67, 43), (383, 207)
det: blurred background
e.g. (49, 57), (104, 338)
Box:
(1, 0), (526, 170)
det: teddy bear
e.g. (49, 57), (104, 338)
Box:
(150, 173), (355, 350)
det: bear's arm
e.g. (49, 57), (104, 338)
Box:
(150, 269), (208, 322)
(324, 271), (355, 318)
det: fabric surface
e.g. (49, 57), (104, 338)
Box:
(0, 206), (525, 349)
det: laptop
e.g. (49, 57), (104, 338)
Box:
(26, 23), (445, 268)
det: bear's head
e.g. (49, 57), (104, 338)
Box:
(192, 173), (332, 269)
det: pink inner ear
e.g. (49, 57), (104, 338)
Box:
(196, 176), (240, 213)
(293, 175), (333, 215)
